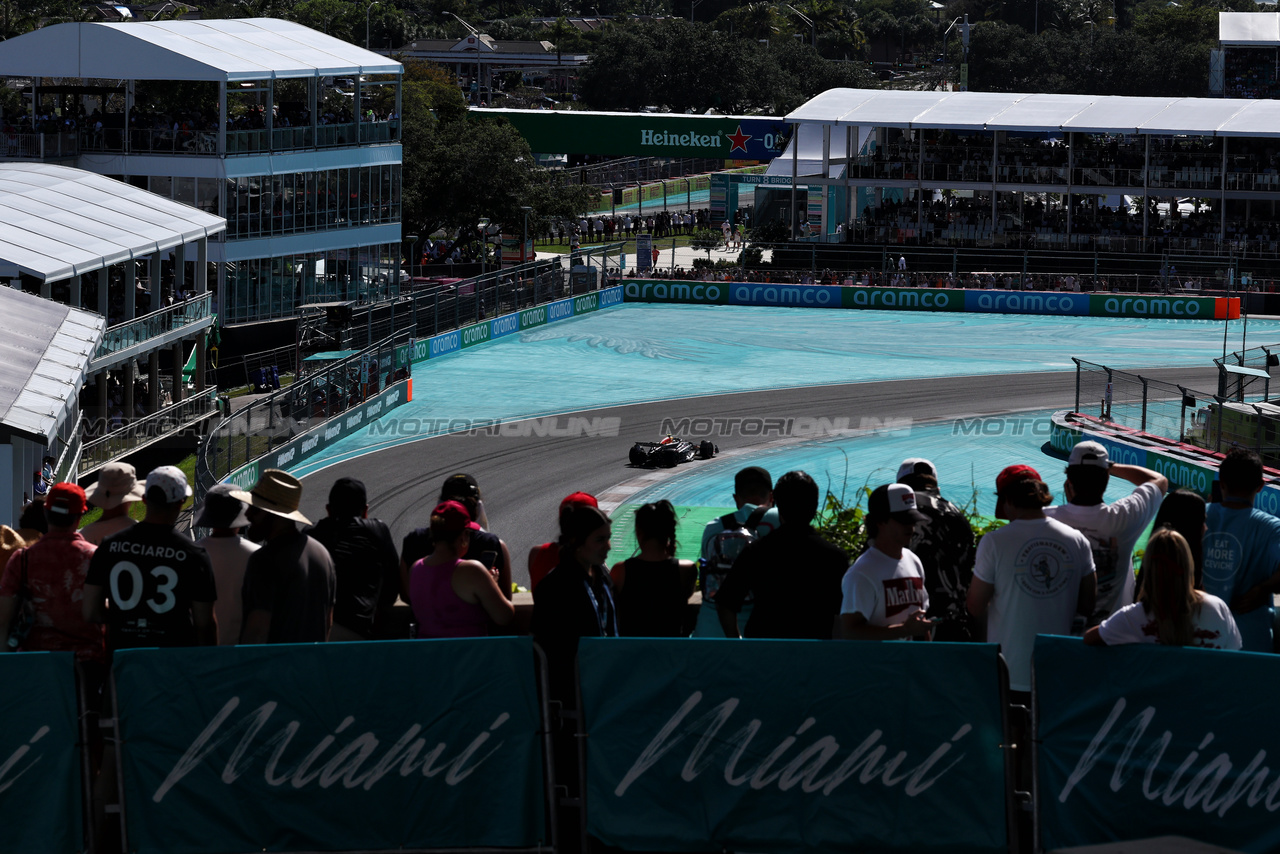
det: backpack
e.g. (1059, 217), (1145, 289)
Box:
(701, 507), (767, 604)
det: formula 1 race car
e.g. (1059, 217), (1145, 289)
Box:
(629, 435), (718, 468)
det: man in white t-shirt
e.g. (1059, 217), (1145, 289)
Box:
(967, 464), (1096, 696)
(1046, 441), (1167, 625)
(842, 484), (934, 640)
(194, 483), (259, 645)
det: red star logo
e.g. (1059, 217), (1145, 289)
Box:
(727, 124), (752, 153)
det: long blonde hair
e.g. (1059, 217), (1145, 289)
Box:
(1138, 528), (1200, 646)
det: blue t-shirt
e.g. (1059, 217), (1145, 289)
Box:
(1203, 504), (1280, 652)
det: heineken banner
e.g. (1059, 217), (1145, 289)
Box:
(114, 638), (546, 853)
(1036, 635), (1280, 853)
(579, 639), (1007, 853)
(0, 652), (82, 854)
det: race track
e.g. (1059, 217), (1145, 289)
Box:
(296, 364), (1221, 587)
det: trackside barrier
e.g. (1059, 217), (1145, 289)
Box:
(110, 638), (550, 854)
(621, 280), (1240, 320)
(408, 285), (624, 365)
(577, 639), (1010, 853)
(1034, 635), (1280, 853)
(0, 652), (84, 854)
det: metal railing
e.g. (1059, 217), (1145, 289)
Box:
(95, 294), (213, 361)
(1071, 357), (1280, 464)
(198, 333), (410, 489)
(80, 389), (220, 473)
(3, 131), (78, 159)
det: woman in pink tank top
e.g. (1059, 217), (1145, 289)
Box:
(408, 501), (514, 638)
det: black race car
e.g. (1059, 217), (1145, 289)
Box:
(629, 435), (717, 468)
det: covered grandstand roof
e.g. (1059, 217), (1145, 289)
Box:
(0, 287), (104, 446)
(1220, 12), (1280, 45)
(0, 19), (402, 82)
(0, 163), (226, 282)
(785, 88), (1280, 138)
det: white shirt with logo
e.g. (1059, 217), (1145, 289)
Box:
(1046, 481), (1163, 620)
(1097, 594), (1242, 650)
(973, 517), (1096, 691)
(841, 546), (929, 630)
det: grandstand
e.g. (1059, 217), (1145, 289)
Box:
(783, 88), (1280, 282)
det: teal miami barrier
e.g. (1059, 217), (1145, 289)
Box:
(1035, 635), (1280, 853)
(111, 638), (547, 854)
(578, 638), (1009, 853)
(0, 652), (83, 854)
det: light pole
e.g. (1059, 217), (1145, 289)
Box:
(943, 17), (962, 88)
(784, 4), (815, 47)
(366, 0), (379, 50)
(405, 233), (418, 285)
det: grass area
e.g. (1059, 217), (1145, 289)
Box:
(79, 453), (198, 528)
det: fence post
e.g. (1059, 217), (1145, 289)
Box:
(1140, 377), (1148, 432)
(1073, 357), (1081, 413)
(1104, 367), (1113, 420)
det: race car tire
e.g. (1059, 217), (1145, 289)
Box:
(699, 440), (716, 459)
(629, 445), (649, 467)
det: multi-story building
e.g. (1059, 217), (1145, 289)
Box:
(0, 18), (404, 332)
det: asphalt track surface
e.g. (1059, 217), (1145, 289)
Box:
(296, 364), (1221, 588)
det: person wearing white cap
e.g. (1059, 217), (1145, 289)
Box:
(80, 462), (146, 546)
(84, 466), (217, 652)
(237, 469), (336, 645)
(841, 483), (933, 641)
(195, 484), (259, 645)
(1046, 440), (1167, 625)
(896, 458), (978, 642)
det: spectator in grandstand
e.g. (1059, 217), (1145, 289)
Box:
(402, 473), (512, 601)
(407, 501), (513, 638)
(1085, 528), (1240, 650)
(1148, 488), (1207, 589)
(609, 500), (697, 637)
(896, 458), (978, 641)
(80, 462), (144, 545)
(0, 484), (104, 676)
(716, 471), (847, 639)
(307, 477), (400, 641)
(238, 469), (335, 645)
(194, 484), (258, 645)
(1202, 449), (1280, 653)
(841, 483), (932, 641)
(967, 465), (1096, 696)
(695, 466), (779, 637)
(528, 491), (599, 592)
(1046, 441), (1167, 625)
(84, 467), (217, 652)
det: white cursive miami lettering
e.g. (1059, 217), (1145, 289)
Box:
(152, 698), (510, 802)
(1058, 698), (1280, 815)
(0, 726), (50, 794)
(613, 692), (971, 798)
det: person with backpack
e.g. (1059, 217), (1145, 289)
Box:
(692, 466), (779, 637)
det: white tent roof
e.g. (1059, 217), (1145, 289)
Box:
(0, 163), (226, 282)
(1220, 12), (1280, 45)
(785, 88), (1280, 138)
(0, 287), (104, 445)
(0, 19), (402, 82)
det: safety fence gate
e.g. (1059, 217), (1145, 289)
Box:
(5, 637), (1275, 853)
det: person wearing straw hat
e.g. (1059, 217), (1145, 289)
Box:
(238, 469), (336, 645)
(80, 462), (146, 546)
(84, 466), (217, 652)
(195, 484), (259, 645)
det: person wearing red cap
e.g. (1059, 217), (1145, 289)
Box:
(0, 483), (105, 680)
(527, 491), (599, 592)
(967, 465), (1096, 695)
(406, 501), (513, 638)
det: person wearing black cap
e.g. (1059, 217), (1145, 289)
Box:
(307, 477), (400, 641)
(841, 484), (933, 641)
(896, 458), (978, 642)
(401, 473), (512, 603)
(716, 471), (847, 640)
